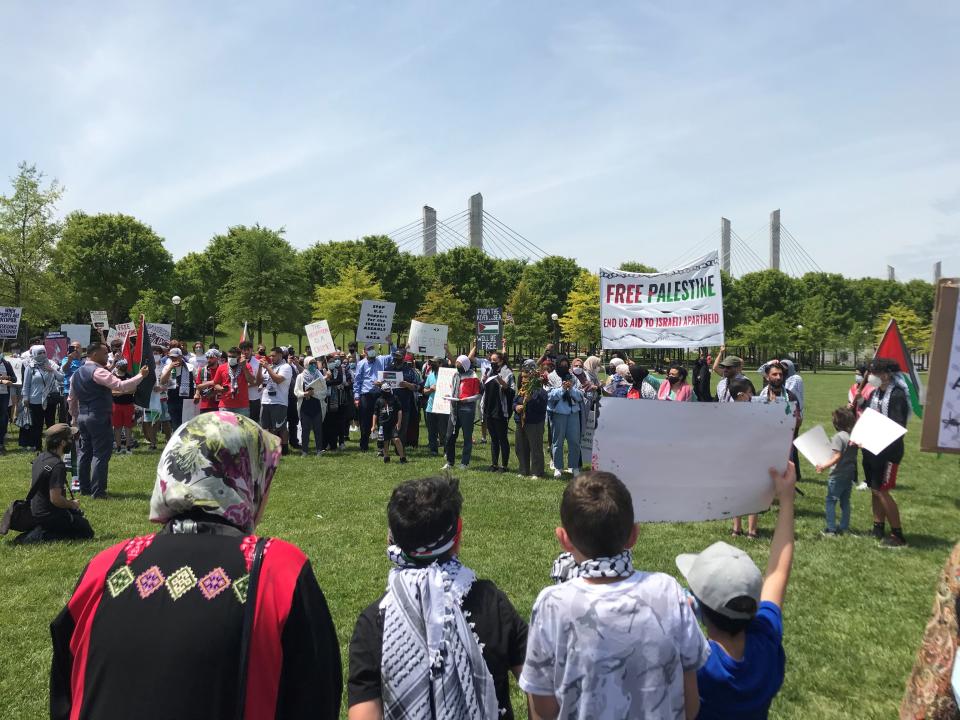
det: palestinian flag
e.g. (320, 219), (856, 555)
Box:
(873, 318), (923, 418)
(124, 314), (156, 408)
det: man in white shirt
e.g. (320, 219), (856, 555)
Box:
(260, 346), (294, 454)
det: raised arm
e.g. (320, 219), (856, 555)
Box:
(760, 463), (796, 609)
(711, 345), (725, 376)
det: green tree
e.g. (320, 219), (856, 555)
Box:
(0, 162), (64, 336)
(873, 302), (932, 352)
(313, 264), (383, 340)
(424, 247), (504, 311)
(129, 288), (173, 326)
(220, 225), (307, 345)
(56, 212), (174, 324)
(416, 283), (473, 349)
(506, 278), (546, 354)
(559, 271), (600, 350)
(519, 256), (584, 337)
(618, 261), (658, 273)
(732, 270), (800, 326)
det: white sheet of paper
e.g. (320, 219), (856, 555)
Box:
(792, 425), (835, 467)
(593, 398), (795, 522)
(431, 367), (457, 415)
(304, 320), (336, 357)
(851, 407), (907, 455)
(407, 320), (448, 357)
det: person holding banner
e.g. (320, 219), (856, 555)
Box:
(546, 356), (584, 478)
(862, 358), (910, 548)
(69, 342), (149, 498)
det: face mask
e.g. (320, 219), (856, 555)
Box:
(367, 350), (377, 359)
(668, 376), (681, 385)
(332, 359), (341, 368)
(228, 357), (238, 367)
(154, 353), (163, 361)
(867, 373), (882, 388)
(855, 374), (864, 384)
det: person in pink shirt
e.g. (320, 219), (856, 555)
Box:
(657, 363), (694, 402)
(68, 342), (148, 498)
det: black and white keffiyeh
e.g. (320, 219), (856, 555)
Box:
(551, 549), (634, 584)
(380, 544), (499, 720)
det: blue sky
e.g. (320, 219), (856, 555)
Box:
(2, 1), (958, 280)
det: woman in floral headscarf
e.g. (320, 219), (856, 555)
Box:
(50, 411), (342, 720)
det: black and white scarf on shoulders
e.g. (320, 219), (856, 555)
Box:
(380, 538), (499, 720)
(551, 549), (634, 584)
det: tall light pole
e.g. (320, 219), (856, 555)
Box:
(171, 295), (182, 341)
(208, 315), (217, 349)
(551, 313), (560, 352)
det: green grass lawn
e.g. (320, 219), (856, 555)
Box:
(1, 371), (956, 718)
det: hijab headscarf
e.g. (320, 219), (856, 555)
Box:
(456, 354), (471, 373)
(30, 344), (48, 368)
(303, 355), (321, 381)
(149, 411), (281, 533)
(583, 356), (602, 375)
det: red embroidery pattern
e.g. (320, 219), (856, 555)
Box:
(123, 534), (156, 565)
(241, 535), (272, 572)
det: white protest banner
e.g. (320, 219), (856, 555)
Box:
(0, 307), (22, 339)
(407, 320), (448, 357)
(305, 320), (336, 357)
(600, 251), (724, 349)
(851, 408), (908, 455)
(146, 323), (172, 349)
(793, 425), (835, 467)
(593, 398), (794, 522)
(377, 371), (403, 385)
(90, 311), (109, 331)
(61, 324), (92, 348)
(431, 367), (457, 415)
(357, 300), (395, 345)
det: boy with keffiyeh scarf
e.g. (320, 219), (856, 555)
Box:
(347, 476), (527, 720)
(521, 471), (709, 720)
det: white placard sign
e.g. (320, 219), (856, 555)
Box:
(600, 251), (724, 349)
(61, 324), (92, 347)
(90, 311), (109, 330)
(115, 322), (135, 341)
(407, 320), (448, 357)
(851, 408), (908, 455)
(377, 371), (403, 384)
(593, 398), (795, 522)
(0, 307), (22, 339)
(146, 323), (172, 349)
(430, 367), (457, 415)
(357, 300), (395, 345)
(305, 320), (336, 357)
(792, 425), (835, 467)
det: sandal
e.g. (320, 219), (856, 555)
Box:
(747, 532), (760, 540)
(730, 529), (743, 537)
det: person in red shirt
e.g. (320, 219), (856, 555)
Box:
(194, 351), (222, 414)
(214, 346), (257, 417)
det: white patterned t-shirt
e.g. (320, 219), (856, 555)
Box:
(520, 570), (709, 720)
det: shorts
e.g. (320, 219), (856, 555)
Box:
(866, 461), (899, 491)
(863, 439), (904, 492)
(112, 404), (134, 428)
(260, 404), (288, 430)
(378, 424), (398, 441)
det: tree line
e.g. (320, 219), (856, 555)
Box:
(0, 162), (936, 364)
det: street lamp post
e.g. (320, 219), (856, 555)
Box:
(171, 295), (182, 341)
(208, 315), (217, 349)
(551, 313), (560, 352)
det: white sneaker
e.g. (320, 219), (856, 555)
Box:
(458, 463), (469, 470)
(338, 443), (345, 450)
(517, 473), (525, 478)
(553, 469), (563, 479)
(856, 482), (868, 491)
(549, 460), (556, 471)
(441, 463), (452, 470)
(571, 468), (580, 477)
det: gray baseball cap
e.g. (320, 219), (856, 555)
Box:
(718, 355), (743, 368)
(675, 541), (762, 619)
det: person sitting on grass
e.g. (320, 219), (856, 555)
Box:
(372, 383), (406, 464)
(520, 471), (709, 719)
(347, 476), (528, 720)
(675, 463), (796, 720)
(816, 407), (858, 536)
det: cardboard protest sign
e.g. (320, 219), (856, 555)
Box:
(0, 307), (22, 339)
(851, 408), (908, 455)
(600, 251), (724, 349)
(44, 332), (69, 365)
(430, 367), (457, 415)
(61, 324), (91, 348)
(357, 300), (395, 345)
(793, 425), (835, 467)
(408, 320), (448, 356)
(114, 321), (135, 343)
(377, 371), (404, 384)
(476, 307), (502, 352)
(593, 398), (794, 522)
(921, 279), (960, 454)
(90, 311), (109, 331)
(146, 323), (172, 349)
(305, 320), (336, 357)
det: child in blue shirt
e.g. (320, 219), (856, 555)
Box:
(675, 463), (796, 719)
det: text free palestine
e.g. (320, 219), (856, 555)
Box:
(605, 276), (717, 305)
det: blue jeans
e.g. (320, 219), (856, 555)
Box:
(550, 412), (581, 471)
(825, 477), (852, 531)
(445, 403), (475, 466)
